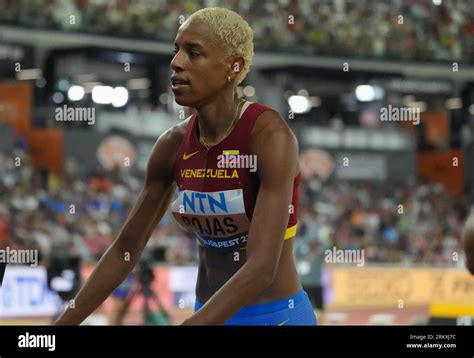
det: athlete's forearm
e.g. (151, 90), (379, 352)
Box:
(182, 261), (274, 325)
(54, 243), (136, 325)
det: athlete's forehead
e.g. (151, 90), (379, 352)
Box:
(174, 18), (213, 49)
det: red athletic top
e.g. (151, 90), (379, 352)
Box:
(171, 101), (300, 252)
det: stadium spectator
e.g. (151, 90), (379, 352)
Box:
(1, 0), (473, 62)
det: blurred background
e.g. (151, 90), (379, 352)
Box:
(0, 0), (473, 326)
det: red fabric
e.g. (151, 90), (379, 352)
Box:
(173, 102), (299, 229)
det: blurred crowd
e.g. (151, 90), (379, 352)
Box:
(297, 175), (469, 267)
(0, 146), (197, 266)
(0, 144), (469, 268)
(0, 0), (473, 62)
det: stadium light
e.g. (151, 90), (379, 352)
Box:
(67, 85), (85, 101)
(58, 79), (70, 91)
(159, 93), (170, 104)
(243, 85), (255, 97)
(52, 92), (65, 104)
(355, 85), (375, 101)
(112, 87), (129, 107)
(403, 95), (416, 105)
(355, 85), (385, 102)
(15, 68), (43, 81)
(36, 78), (46, 88)
(445, 98), (462, 110)
(127, 78), (150, 90)
(289, 95), (311, 113)
(82, 81), (102, 94)
(297, 89), (309, 97)
(92, 85), (114, 104)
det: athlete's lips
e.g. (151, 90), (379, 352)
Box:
(171, 75), (190, 91)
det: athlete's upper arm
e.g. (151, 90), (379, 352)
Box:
(246, 111), (298, 279)
(145, 125), (183, 186)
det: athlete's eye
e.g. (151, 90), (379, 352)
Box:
(190, 51), (200, 58)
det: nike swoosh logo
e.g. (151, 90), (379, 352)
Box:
(183, 151), (199, 160)
(278, 319), (289, 326)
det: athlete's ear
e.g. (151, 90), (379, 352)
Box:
(226, 56), (244, 81)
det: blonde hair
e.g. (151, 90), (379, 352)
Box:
(188, 7), (254, 85)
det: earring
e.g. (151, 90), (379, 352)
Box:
(227, 75), (231, 83)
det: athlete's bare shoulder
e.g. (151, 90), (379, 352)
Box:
(250, 109), (299, 176)
(146, 116), (192, 184)
(159, 115), (190, 146)
(251, 109), (287, 135)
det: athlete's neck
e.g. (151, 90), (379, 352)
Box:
(196, 92), (241, 144)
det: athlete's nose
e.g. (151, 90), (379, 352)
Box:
(170, 51), (185, 72)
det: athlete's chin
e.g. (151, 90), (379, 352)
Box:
(173, 95), (197, 108)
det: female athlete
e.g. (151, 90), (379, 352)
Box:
(55, 7), (316, 326)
